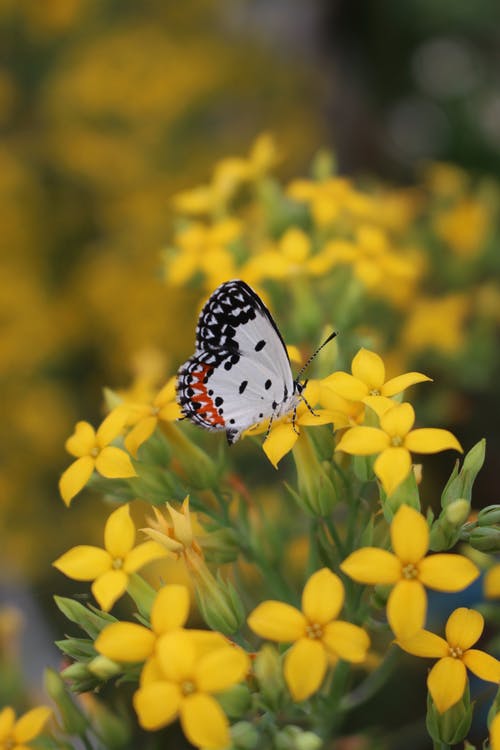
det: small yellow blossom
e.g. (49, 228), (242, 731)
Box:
(242, 227), (334, 283)
(124, 376), (183, 457)
(336, 402), (462, 495)
(59, 408), (136, 506)
(249, 381), (338, 468)
(422, 162), (468, 197)
(397, 607), (500, 713)
(248, 568), (369, 701)
(0, 705), (52, 750)
(53, 504), (167, 611)
(484, 564), (500, 598)
(340, 505), (479, 638)
(322, 348), (431, 404)
(133, 630), (249, 748)
(287, 176), (374, 228)
(434, 198), (490, 257)
(401, 294), (470, 354)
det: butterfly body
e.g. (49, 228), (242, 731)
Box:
(177, 280), (300, 444)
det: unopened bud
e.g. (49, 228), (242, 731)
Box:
(217, 684), (252, 719)
(426, 684), (472, 745)
(194, 567), (245, 636)
(254, 645), (285, 709)
(478, 505), (500, 526)
(445, 499), (471, 526)
(276, 726), (323, 750)
(88, 655), (122, 681)
(231, 721), (260, 749)
(469, 527), (500, 553)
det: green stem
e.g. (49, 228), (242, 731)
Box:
(339, 647), (399, 712)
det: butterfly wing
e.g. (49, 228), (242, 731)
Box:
(177, 280), (296, 443)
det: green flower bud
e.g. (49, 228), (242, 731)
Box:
(291, 432), (337, 516)
(230, 721), (260, 750)
(429, 499), (470, 551)
(381, 469), (421, 521)
(216, 684), (252, 719)
(60, 662), (99, 693)
(441, 439), (485, 507)
(194, 567), (245, 636)
(426, 684), (472, 745)
(445, 498), (471, 525)
(276, 726), (323, 750)
(469, 527), (500, 552)
(87, 655), (122, 680)
(254, 645), (286, 710)
(45, 668), (89, 735)
(478, 504), (500, 526)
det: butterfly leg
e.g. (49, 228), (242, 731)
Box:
(291, 403), (300, 435)
(298, 380), (319, 417)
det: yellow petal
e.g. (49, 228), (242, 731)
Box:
(263, 422), (298, 468)
(445, 608), (483, 650)
(284, 638), (327, 701)
(396, 629), (448, 658)
(380, 403), (415, 438)
(158, 401), (183, 421)
(418, 554), (479, 591)
(65, 421), (96, 457)
(151, 584), (190, 634)
(336, 426), (389, 455)
(95, 622), (155, 662)
(391, 505), (429, 563)
(322, 372), (368, 401)
(156, 376), (177, 405)
(92, 569), (128, 611)
(157, 631), (196, 682)
(387, 580), (427, 639)
(462, 649), (500, 683)
(490, 711), (500, 750)
(404, 428), (463, 454)
(322, 621), (370, 663)
(13, 707), (52, 743)
(427, 657), (467, 713)
(297, 409), (337, 427)
(382, 372), (432, 397)
(195, 647), (249, 693)
(105, 504), (135, 559)
(351, 349), (385, 390)
(374, 447), (412, 495)
(248, 601), (306, 642)
(53, 546), (111, 581)
(484, 564), (500, 598)
(96, 407), (128, 447)
(124, 417), (157, 457)
(301, 568), (344, 625)
(133, 682), (181, 730)
(180, 693), (230, 750)
(363, 395), (395, 418)
(340, 548), (401, 585)
(140, 656), (164, 686)
(95, 446), (136, 479)
(0, 707), (15, 741)
(59, 456), (95, 506)
(124, 541), (167, 574)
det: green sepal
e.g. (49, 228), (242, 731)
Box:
(253, 644), (287, 713)
(429, 499), (471, 551)
(380, 469), (420, 522)
(426, 683), (473, 745)
(54, 597), (118, 639)
(468, 526), (500, 552)
(352, 454), (375, 483)
(478, 504), (500, 526)
(199, 527), (241, 564)
(441, 439), (486, 507)
(134, 428), (171, 465)
(55, 637), (96, 661)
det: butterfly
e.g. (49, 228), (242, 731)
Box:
(177, 279), (312, 445)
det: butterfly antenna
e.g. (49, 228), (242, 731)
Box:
(295, 331), (338, 380)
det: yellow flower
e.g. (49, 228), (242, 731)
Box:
(322, 348), (431, 404)
(164, 219), (240, 287)
(142, 496), (203, 560)
(397, 607), (500, 713)
(484, 564), (500, 598)
(248, 568), (369, 701)
(335, 401), (462, 495)
(434, 198), (490, 257)
(401, 294), (470, 354)
(253, 381), (338, 468)
(124, 377), (183, 457)
(287, 176), (374, 228)
(59, 408), (136, 506)
(0, 706), (52, 750)
(491, 712), (500, 750)
(133, 630), (249, 748)
(340, 505), (479, 639)
(53, 504), (167, 611)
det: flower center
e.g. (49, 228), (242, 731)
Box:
(181, 680), (196, 696)
(5, 738), (14, 750)
(401, 563), (418, 580)
(112, 558), (124, 570)
(151, 406), (160, 416)
(448, 645), (463, 659)
(305, 622), (323, 640)
(391, 436), (403, 447)
(90, 447), (99, 457)
(369, 388), (381, 396)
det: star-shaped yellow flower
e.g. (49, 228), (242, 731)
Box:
(336, 401), (462, 495)
(53, 504), (167, 611)
(248, 568), (369, 701)
(124, 376), (183, 457)
(340, 505), (479, 639)
(59, 408), (136, 506)
(397, 608), (500, 713)
(322, 348), (431, 403)
(0, 706), (52, 750)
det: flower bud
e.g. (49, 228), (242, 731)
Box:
(194, 567), (245, 636)
(426, 684), (472, 745)
(469, 527), (500, 553)
(60, 662), (99, 693)
(217, 684), (252, 719)
(275, 726), (323, 750)
(478, 504), (500, 526)
(381, 469), (421, 521)
(254, 645), (286, 710)
(45, 668), (89, 735)
(441, 439), (485, 507)
(230, 721), (260, 749)
(87, 655), (122, 681)
(429, 500), (471, 551)
(291, 432), (337, 516)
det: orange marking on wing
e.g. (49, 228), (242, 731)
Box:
(192, 364), (225, 427)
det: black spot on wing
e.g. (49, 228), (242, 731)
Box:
(239, 380), (248, 394)
(255, 339), (266, 351)
(265, 379), (272, 390)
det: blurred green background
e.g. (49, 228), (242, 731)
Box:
(0, 0), (499, 741)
